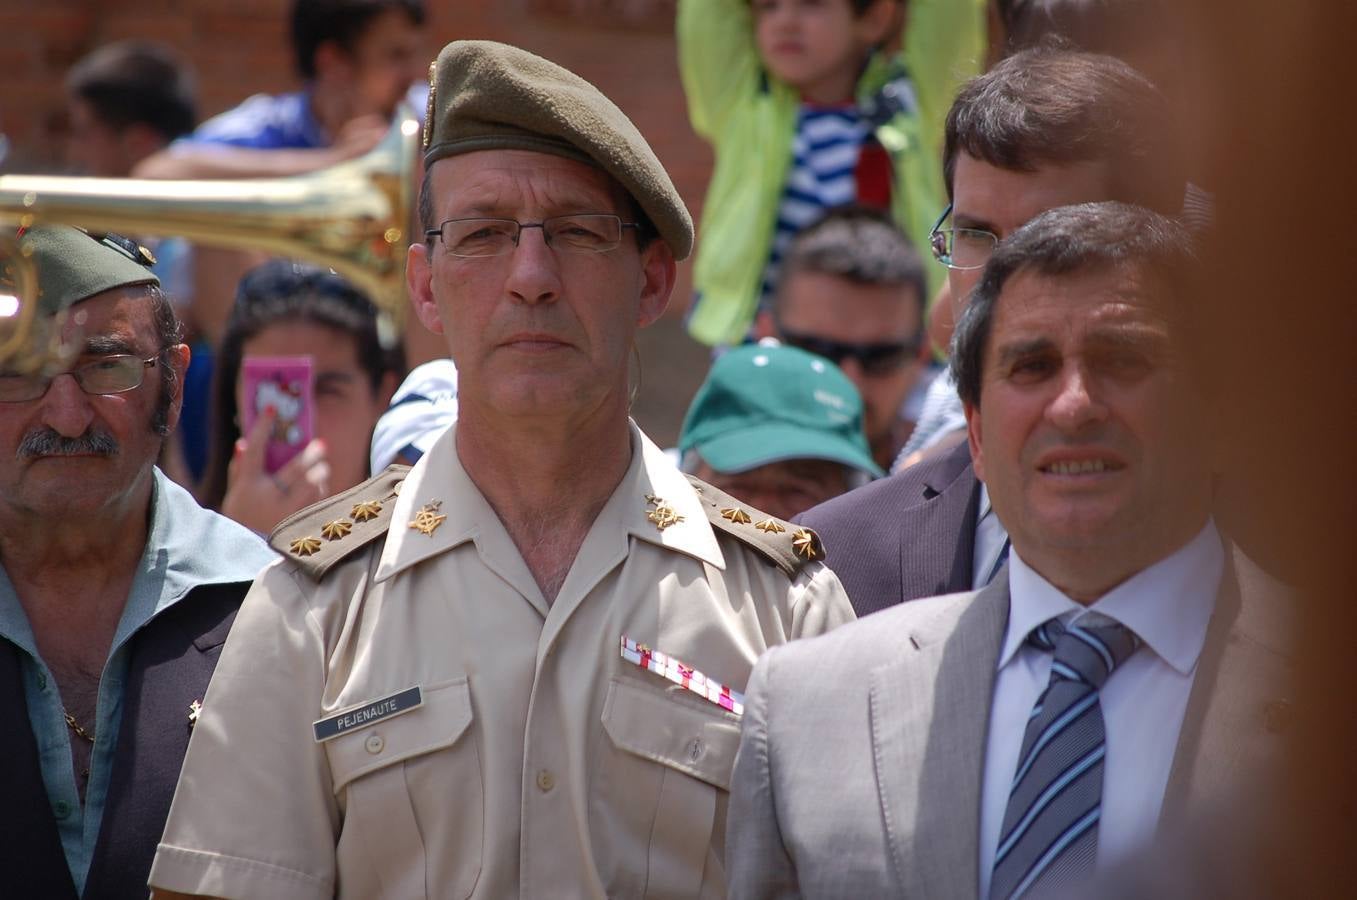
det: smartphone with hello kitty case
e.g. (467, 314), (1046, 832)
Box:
(240, 356), (314, 474)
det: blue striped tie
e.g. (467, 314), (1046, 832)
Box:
(989, 617), (1141, 899)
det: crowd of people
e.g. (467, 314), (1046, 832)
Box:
(0, 0), (1321, 897)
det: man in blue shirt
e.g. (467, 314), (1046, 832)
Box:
(0, 225), (275, 897)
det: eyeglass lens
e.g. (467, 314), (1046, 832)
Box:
(0, 355), (152, 402)
(438, 215), (626, 257)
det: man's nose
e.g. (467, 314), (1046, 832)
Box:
(504, 226), (563, 306)
(1046, 363), (1108, 432)
(39, 374), (97, 438)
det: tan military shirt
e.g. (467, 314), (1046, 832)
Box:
(150, 424), (854, 899)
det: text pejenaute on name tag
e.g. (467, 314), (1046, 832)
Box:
(312, 685), (423, 742)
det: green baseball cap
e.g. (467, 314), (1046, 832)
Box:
(679, 343), (884, 478)
(17, 224), (159, 317)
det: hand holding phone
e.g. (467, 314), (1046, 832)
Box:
(240, 356), (314, 474)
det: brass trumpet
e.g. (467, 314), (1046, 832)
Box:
(0, 112), (420, 369)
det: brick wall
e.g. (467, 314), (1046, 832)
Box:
(0, 0), (713, 442)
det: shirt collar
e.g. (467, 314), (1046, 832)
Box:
(375, 421), (725, 585)
(1000, 520), (1225, 676)
(116, 469), (276, 641)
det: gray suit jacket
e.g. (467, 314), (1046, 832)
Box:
(725, 550), (1292, 899)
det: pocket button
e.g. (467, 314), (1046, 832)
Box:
(536, 769), (556, 792)
(365, 733), (385, 754)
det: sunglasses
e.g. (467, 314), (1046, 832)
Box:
(777, 327), (920, 376)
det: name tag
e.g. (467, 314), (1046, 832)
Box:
(312, 686), (422, 743)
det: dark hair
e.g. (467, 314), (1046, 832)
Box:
(942, 44), (1184, 214)
(775, 204), (926, 311)
(65, 41), (197, 140)
(950, 202), (1195, 408)
(201, 260), (405, 509)
(291, 0), (426, 80)
(418, 166), (661, 251)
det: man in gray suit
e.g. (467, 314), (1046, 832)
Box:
(725, 203), (1291, 899)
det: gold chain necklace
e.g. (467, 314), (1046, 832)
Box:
(64, 711), (95, 744)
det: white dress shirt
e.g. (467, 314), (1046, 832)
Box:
(977, 521), (1225, 897)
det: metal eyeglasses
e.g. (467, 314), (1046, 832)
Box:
(425, 214), (640, 258)
(0, 354), (159, 403)
(928, 203), (1000, 271)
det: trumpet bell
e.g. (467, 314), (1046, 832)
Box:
(0, 112), (420, 369)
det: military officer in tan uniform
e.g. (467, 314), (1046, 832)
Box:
(149, 40), (855, 900)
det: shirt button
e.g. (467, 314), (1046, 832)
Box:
(536, 769), (556, 793)
(37, 672), (47, 691)
(365, 734), (384, 754)
(53, 800), (71, 819)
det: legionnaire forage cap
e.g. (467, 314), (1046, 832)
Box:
(422, 40), (694, 260)
(17, 224), (159, 317)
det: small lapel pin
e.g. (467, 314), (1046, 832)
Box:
(188, 699), (202, 728)
(351, 499), (383, 522)
(289, 536), (322, 557)
(720, 507), (752, 525)
(409, 500), (447, 536)
(321, 519), (353, 541)
(644, 495), (684, 531)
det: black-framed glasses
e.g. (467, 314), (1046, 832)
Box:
(0, 354), (158, 403)
(778, 327), (921, 376)
(929, 203), (1000, 271)
(426, 214), (639, 258)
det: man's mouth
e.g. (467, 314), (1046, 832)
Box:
(1039, 458), (1124, 476)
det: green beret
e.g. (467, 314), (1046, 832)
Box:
(18, 224), (159, 317)
(423, 40), (694, 260)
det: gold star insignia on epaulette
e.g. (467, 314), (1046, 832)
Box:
(644, 495), (684, 531)
(792, 529), (819, 560)
(755, 519), (786, 534)
(720, 507), (752, 525)
(290, 536), (323, 556)
(321, 518), (353, 541)
(351, 499), (383, 522)
(188, 699), (202, 727)
(409, 500), (446, 536)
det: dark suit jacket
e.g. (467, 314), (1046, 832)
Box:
(0, 582), (248, 899)
(799, 439), (980, 616)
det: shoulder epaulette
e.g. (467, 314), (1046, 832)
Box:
(268, 465), (410, 580)
(684, 475), (824, 578)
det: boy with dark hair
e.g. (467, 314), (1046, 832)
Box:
(678, 0), (986, 346)
(65, 41), (197, 177)
(190, 0), (427, 153)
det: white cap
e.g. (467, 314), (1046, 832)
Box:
(368, 359), (459, 473)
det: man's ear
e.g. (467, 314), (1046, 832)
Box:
(165, 342), (192, 432)
(406, 242), (445, 335)
(964, 398), (985, 483)
(635, 240), (676, 330)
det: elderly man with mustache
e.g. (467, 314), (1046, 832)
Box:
(0, 225), (274, 898)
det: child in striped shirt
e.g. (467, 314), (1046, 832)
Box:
(678, 0), (986, 346)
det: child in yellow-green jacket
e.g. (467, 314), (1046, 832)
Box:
(678, 0), (986, 346)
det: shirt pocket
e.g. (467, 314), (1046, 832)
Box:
(325, 677), (482, 900)
(596, 676), (741, 899)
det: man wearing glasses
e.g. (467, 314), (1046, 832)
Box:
(800, 46), (1184, 618)
(0, 225), (274, 897)
(150, 41), (854, 900)
(768, 205), (928, 472)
